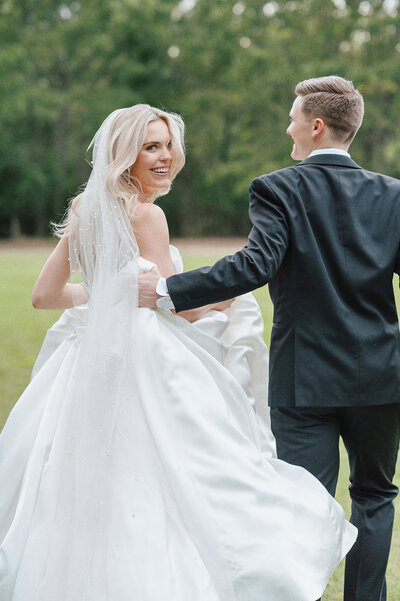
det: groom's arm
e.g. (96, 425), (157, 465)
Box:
(166, 176), (290, 313)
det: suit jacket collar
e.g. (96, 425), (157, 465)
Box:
(297, 154), (362, 169)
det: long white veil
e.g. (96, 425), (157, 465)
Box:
(49, 110), (142, 597)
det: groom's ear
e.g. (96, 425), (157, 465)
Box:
(311, 117), (325, 138)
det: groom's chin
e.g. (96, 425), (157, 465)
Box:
(291, 147), (306, 161)
(290, 147), (299, 160)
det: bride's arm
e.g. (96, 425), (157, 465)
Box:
(32, 236), (87, 310)
(133, 203), (233, 321)
(175, 299), (235, 323)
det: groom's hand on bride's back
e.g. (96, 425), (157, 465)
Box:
(138, 267), (162, 308)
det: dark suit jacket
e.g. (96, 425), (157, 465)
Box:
(167, 154), (400, 407)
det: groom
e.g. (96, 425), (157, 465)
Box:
(139, 76), (400, 601)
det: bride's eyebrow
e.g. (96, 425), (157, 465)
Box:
(142, 138), (172, 147)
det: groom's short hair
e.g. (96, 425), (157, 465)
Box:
(295, 76), (364, 143)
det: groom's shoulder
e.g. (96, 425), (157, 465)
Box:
(354, 166), (400, 201)
(361, 166), (400, 188)
(251, 164), (300, 191)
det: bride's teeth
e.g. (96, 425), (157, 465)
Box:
(152, 168), (168, 173)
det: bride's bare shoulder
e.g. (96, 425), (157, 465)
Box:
(131, 203), (172, 272)
(132, 202), (168, 234)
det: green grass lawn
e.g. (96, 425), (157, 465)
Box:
(0, 244), (399, 599)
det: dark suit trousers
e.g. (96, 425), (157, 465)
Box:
(270, 404), (400, 601)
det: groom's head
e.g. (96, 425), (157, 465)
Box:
(287, 76), (364, 160)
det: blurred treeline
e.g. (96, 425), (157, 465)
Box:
(1, 0), (400, 238)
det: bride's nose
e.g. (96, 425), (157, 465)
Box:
(161, 145), (172, 160)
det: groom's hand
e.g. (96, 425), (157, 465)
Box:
(138, 266), (162, 308)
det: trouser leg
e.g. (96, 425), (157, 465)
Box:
(340, 404), (400, 601)
(270, 407), (342, 601)
(270, 407), (340, 496)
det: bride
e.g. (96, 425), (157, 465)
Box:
(0, 104), (356, 601)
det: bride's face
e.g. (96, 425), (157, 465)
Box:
(130, 119), (173, 199)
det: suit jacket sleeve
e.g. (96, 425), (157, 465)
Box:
(166, 176), (290, 312)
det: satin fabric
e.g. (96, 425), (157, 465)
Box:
(0, 246), (356, 600)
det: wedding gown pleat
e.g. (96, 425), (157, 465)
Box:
(0, 246), (356, 601)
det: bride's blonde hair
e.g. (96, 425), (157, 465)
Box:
(54, 104), (185, 237)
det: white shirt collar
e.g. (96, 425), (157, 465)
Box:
(308, 148), (351, 158)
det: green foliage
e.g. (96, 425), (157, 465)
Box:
(1, 0), (400, 236)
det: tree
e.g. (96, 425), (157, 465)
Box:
(1, 0), (400, 237)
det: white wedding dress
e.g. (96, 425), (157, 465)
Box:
(0, 245), (357, 601)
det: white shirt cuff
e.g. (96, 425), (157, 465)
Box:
(156, 278), (175, 310)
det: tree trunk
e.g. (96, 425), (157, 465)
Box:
(10, 215), (22, 239)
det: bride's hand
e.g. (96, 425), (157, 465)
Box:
(175, 298), (235, 323)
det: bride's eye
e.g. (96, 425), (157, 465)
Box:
(145, 144), (158, 151)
